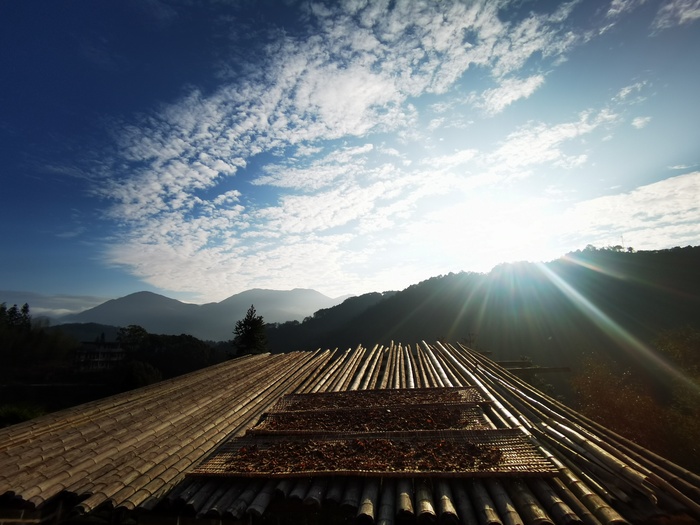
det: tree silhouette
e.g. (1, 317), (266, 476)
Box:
(233, 305), (268, 355)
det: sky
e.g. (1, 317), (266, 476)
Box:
(1, 0), (700, 317)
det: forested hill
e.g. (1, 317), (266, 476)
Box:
(267, 246), (700, 367)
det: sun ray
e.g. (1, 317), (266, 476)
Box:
(535, 262), (700, 394)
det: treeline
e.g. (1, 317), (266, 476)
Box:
(0, 302), (77, 382)
(113, 325), (230, 390)
(0, 305), (230, 426)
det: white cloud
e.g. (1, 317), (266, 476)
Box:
(425, 149), (478, 170)
(485, 109), (617, 175)
(614, 81), (648, 103)
(653, 0), (700, 31)
(631, 116), (652, 128)
(606, 0), (645, 19)
(562, 172), (700, 248)
(478, 75), (545, 115)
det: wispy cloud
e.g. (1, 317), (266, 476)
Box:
(631, 116), (652, 128)
(606, 0), (645, 19)
(562, 172), (700, 248)
(653, 0), (700, 31)
(614, 81), (649, 103)
(484, 109), (617, 176)
(477, 75), (545, 115)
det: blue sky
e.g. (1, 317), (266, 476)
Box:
(1, 0), (699, 316)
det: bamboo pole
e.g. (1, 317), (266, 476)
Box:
(378, 346), (393, 389)
(527, 478), (583, 525)
(349, 345), (377, 391)
(326, 348), (358, 392)
(359, 344), (383, 390)
(421, 341), (451, 387)
(436, 479), (459, 525)
(486, 479), (523, 525)
(307, 348), (345, 393)
(404, 345), (416, 389)
(446, 344), (631, 525)
(246, 479), (277, 517)
(450, 480), (479, 525)
(201, 480), (244, 518)
(224, 479), (264, 519)
(294, 349), (333, 393)
(397, 343), (407, 389)
(369, 343), (386, 390)
(341, 478), (363, 510)
(324, 477), (346, 505)
(478, 343), (700, 495)
(459, 340), (700, 513)
(416, 344), (438, 387)
(470, 480), (503, 525)
(357, 477), (380, 523)
(549, 420), (656, 503)
(274, 478), (294, 499)
(378, 479), (395, 525)
(396, 478), (415, 519)
(407, 344), (423, 388)
(416, 478), (437, 521)
(506, 479), (554, 525)
(547, 477), (603, 525)
(336, 345), (367, 392)
(383, 343), (397, 390)
(184, 479), (218, 514)
(434, 341), (468, 386)
(449, 345), (637, 525)
(87, 352), (326, 513)
(555, 465), (629, 525)
(304, 477), (329, 508)
(391, 341), (402, 389)
(289, 478), (312, 501)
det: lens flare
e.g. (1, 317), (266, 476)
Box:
(535, 262), (699, 394)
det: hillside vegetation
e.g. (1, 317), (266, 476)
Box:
(268, 245), (700, 368)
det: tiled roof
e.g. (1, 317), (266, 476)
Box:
(1, 343), (699, 524)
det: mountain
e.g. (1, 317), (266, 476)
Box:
(265, 246), (700, 370)
(59, 289), (346, 341)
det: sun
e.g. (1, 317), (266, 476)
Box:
(410, 193), (561, 272)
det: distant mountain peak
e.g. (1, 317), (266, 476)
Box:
(58, 288), (345, 341)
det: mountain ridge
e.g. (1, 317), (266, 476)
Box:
(59, 288), (348, 341)
(48, 246), (700, 363)
(266, 246), (700, 367)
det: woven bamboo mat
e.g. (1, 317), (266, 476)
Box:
(273, 387), (488, 411)
(250, 404), (492, 434)
(191, 429), (558, 478)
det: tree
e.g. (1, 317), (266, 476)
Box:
(116, 325), (150, 353)
(233, 305), (268, 355)
(0, 303), (31, 331)
(119, 361), (163, 390)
